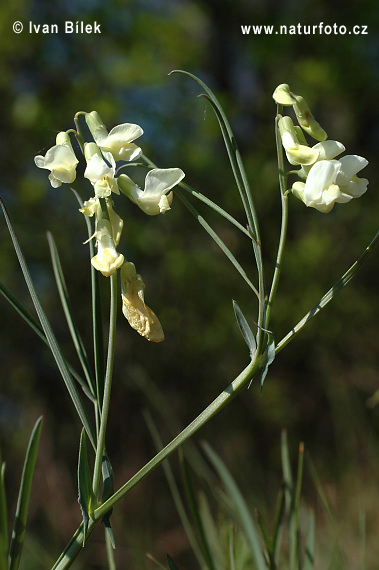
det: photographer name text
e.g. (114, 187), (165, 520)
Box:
(13, 21), (102, 34)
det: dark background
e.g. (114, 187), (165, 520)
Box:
(1, 0), (379, 567)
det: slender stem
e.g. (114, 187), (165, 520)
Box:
(265, 111), (289, 329)
(52, 358), (260, 568)
(92, 272), (118, 500)
(94, 357), (259, 520)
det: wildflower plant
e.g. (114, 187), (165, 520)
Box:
(0, 71), (378, 569)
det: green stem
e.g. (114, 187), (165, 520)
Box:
(265, 111), (288, 329)
(92, 272), (118, 500)
(93, 357), (259, 520)
(52, 357), (260, 568)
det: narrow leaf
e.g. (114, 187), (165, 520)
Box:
(78, 429), (95, 544)
(47, 231), (95, 398)
(232, 300), (257, 359)
(176, 190), (259, 298)
(303, 510), (315, 570)
(0, 455), (8, 570)
(258, 329), (275, 390)
(166, 555), (179, 570)
(101, 453), (115, 549)
(0, 198), (96, 450)
(280, 430), (293, 515)
(8, 417), (43, 570)
(203, 442), (266, 570)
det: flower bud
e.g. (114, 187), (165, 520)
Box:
(272, 84), (297, 106)
(293, 95), (327, 141)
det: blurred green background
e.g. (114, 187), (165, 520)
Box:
(1, 0), (379, 567)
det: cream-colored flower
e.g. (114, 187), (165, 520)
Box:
(120, 262), (164, 342)
(118, 168), (185, 215)
(84, 143), (119, 198)
(34, 132), (78, 188)
(292, 155), (368, 213)
(85, 111), (143, 162)
(91, 219), (124, 276)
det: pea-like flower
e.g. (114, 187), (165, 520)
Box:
(34, 132), (79, 188)
(292, 155), (368, 213)
(117, 168), (185, 215)
(91, 219), (124, 276)
(120, 262), (164, 342)
(84, 143), (119, 198)
(85, 111), (143, 162)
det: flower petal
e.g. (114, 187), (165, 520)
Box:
(312, 140), (345, 160)
(144, 168), (185, 197)
(335, 155), (368, 186)
(303, 160), (341, 205)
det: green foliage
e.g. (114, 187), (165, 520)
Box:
(8, 417), (43, 570)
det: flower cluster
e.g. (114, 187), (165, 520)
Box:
(35, 111), (185, 341)
(273, 84), (368, 213)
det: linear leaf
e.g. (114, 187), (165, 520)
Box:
(0, 454), (8, 570)
(304, 510), (315, 570)
(47, 232), (95, 398)
(0, 198), (96, 450)
(8, 417), (43, 570)
(170, 70), (259, 243)
(166, 555), (179, 570)
(101, 453), (115, 549)
(258, 329), (275, 390)
(78, 429), (95, 544)
(232, 300), (257, 359)
(202, 443), (266, 570)
(176, 190), (259, 298)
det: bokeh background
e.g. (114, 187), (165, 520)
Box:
(1, 0), (379, 567)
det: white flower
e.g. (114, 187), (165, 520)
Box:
(84, 152), (119, 198)
(120, 262), (164, 343)
(118, 168), (185, 215)
(86, 111), (143, 162)
(91, 220), (124, 277)
(292, 155), (368, 213)
(34, 132), (78, 188)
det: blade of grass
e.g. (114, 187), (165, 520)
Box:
(143, 411), (208, 569)
(202, 442), (266, 570)
(271, 485), (285, 564)
(0, 454), (8, 570)
(0, 198), (96, 450)
(47, 232), (95, 398)
(303, 510), (315, 570)
(179, 450), (217, 570)
(8, 417), (43, 570)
